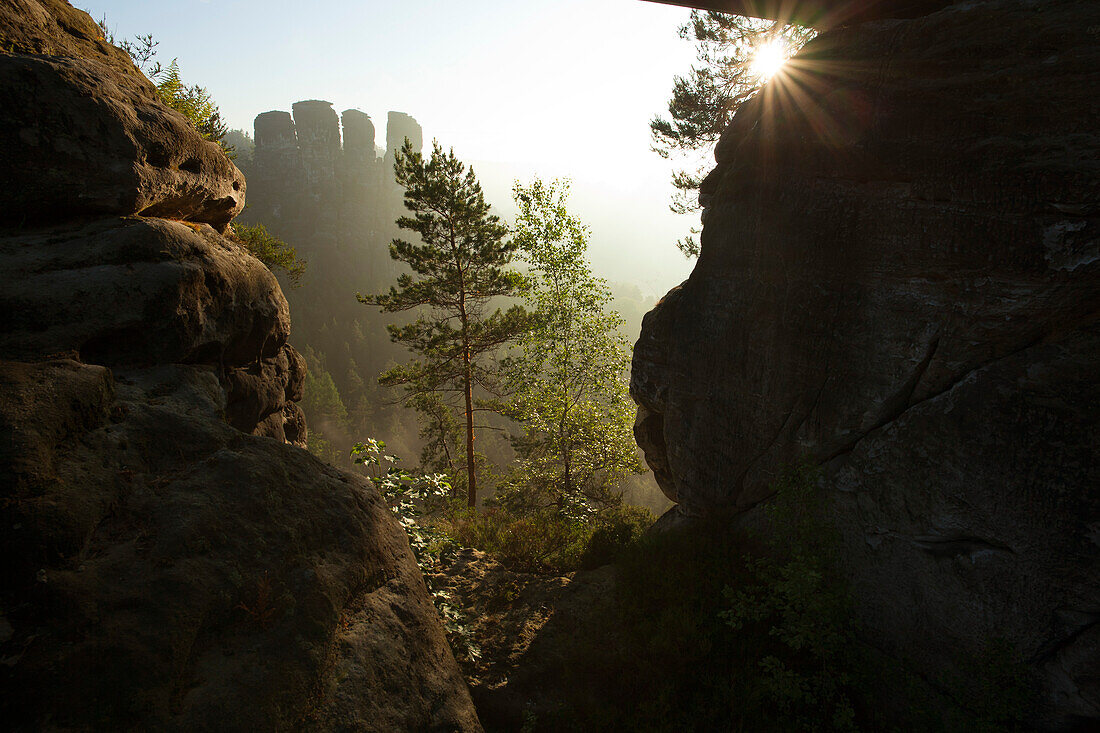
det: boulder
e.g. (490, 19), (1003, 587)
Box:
(0, 0), (481, 728)
(0, 359), (480, 730)
(632, 0), (1100, 727)
(0, 0), (245, 231)
(0, 218), (288, 367)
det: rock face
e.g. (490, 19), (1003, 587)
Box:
(241, 100), (422, 292)
(0, 1), (245, 231)
(237, 101), (426, 456)
(292, 100), (342, 192)
(632, 0), (1099, 728)
(0, 1), (480, 729)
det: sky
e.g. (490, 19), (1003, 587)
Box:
(81, 0), (702, 294)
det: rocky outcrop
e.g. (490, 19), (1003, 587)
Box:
(632, 0), (1099, 728)
(241, 100), (422, 280)
(0, 2), (245, 231)
(0, 1), (479, 729)
(293, 100), (342, 192)
(341, 108), (376, 162)
(385, 110), (424, 167)
(0, 359), (480, 730)
(237, 101), (425, 446)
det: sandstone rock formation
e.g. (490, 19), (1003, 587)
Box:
(0, 1), (479, 729)
(237, 100), (427, 460)
(632, 0), (1099, 728)
(0, 1), (245, 231)
(243, 101), (421, 246)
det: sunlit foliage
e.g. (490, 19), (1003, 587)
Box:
(153, 60), (229, 145)
(653, 11), (814, 257)
(95, 17), (230, 151)
(498, 179), (644, 520)
(229, 222), (307, 287)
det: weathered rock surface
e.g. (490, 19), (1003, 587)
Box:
(0, 217), (309, 441)
(632, 0), (1099, 728)
(0, 0), (245, 231)
(0, 359), (479, 731)
(0, 1), (480, 729)
(0, 218), (289, 366)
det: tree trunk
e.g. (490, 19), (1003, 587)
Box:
(463, 353), (476, 507)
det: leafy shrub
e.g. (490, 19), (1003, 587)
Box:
(719, 462), (860, 731)
(230, 222), (307, 286)
(94, 19), (231, 151)
(351, 439), (477, 659)
(351, 438), (455, 565)
(577, 504), (655, 569)
(153, 60), (228, 144)
(446, 506), (588, 574)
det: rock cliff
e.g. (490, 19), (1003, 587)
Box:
(632, 0), (1099, 728)
(238, 100), (426, 459)
(0, 1), (479, 729)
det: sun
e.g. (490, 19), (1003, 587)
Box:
(751, 40), (788, 80)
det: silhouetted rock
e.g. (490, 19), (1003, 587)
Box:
(293, 100), (342, 193)
(341, 108), (376, 161)
(252, 110), (302, 208)
(240, 101), (424, 416)
(632, 0), (1099, 728)
(386, 110), (424, 161)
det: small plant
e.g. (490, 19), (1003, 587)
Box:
(351, 438), (456, 564)
(720, 462), (859, 731)
(230, 222), (307, 287)
(236, 571), (278, 630)
(95, 16), (232, 152)
(351, 439), (479, 660)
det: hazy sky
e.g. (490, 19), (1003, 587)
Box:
(81, 0), (702, 294)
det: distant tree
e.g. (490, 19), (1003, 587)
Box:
(499, 179), (644, 519)
(222, 129), (255, 165)
(299, 347), (349, 464)
(653, 11), (814, 257)
(360, 140), (529, 507)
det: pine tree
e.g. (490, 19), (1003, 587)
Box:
(360, 140), (529, 507)
(652, 11), (814, 256)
